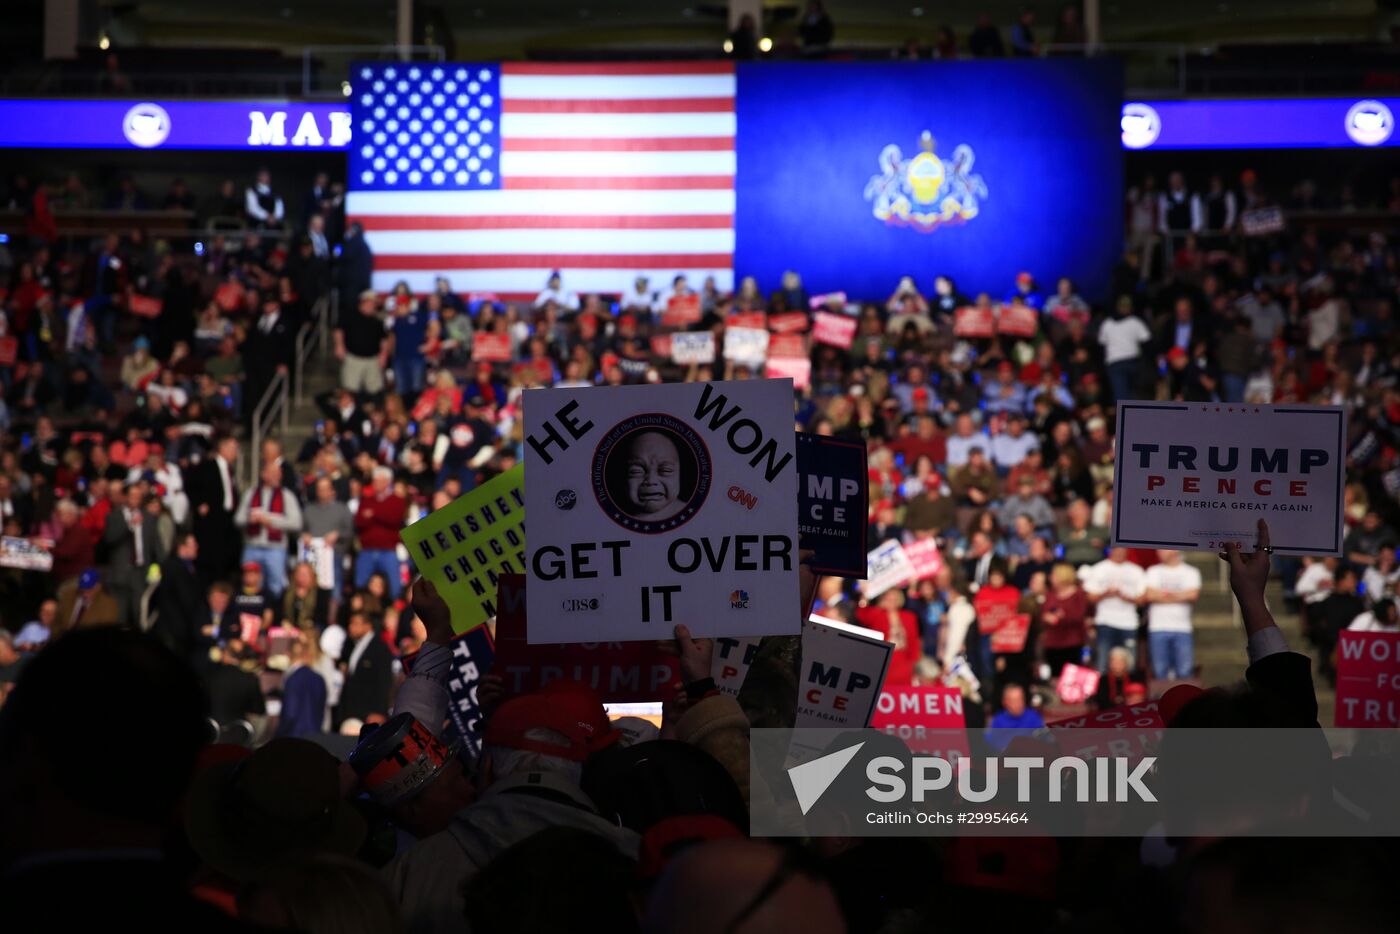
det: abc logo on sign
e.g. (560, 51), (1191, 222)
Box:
(562, 597), (600, 612)
(123, 103), (171, 148)
(554, 489), (577, 510)
(729, 589), (750, 609)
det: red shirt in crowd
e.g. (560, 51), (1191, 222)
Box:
(857, 606), (922, 686)
(1040, 587), (1090, 651)
(355, 492), (407, 551)
(889, 434), (947, 470)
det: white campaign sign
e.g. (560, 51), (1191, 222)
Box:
(723, 327), (769, 367)
(1112, 402), (1346, 555)
(671, 331), (716, 365)
(524, 379), (800, 642)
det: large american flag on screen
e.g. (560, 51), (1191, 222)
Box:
(346, 61), (735, 300)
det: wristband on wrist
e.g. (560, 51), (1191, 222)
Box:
(684, 676), (717, 701)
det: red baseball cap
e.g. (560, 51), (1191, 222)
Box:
(484, 694), (594, 762)
(1166, 346), (1188, 364)
(535, 678), (618, 752)
(911, 387), (930, 401)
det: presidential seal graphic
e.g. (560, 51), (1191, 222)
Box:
(864, 130), (987, 233)
(592, 414), (711, 533)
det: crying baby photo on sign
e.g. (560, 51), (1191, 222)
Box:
(524, 379), (801, 644)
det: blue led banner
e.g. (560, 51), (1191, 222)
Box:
(0, 94), (1394, 154)
(0, 99), (350, 150)
(1122, 97), (1397, 150)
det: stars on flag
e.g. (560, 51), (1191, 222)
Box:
(350, 61), (501, 191)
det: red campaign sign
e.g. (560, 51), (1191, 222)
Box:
(812, 311), (857, 350)
(996, 304), (1039, 338)
(767, 333), (807, 359)
(973, 587), (1020, 635)
(214, 282), (244, 312)
(954, 306), (997, 338)
(765, 357), (811, 390)
(511, 359), (553, 384)
(662, 294), (702, 327)
(472, 333), (512, 363)
(649, 334), (672, 358)
(768, 312), (810, 334)
(872, 685), (971, 758)
(128, 294), (164, 318)
(903, 538), (945, 583)
(0, 337), (17, 367)
(1046, 701), (1164, 764)
(727, 311), (767, 331)
(1335, 631), (1400, 728)
(1056, 663), (1102, 705)
(989, 614), (1031, 654)
(492, 575), (680, 702)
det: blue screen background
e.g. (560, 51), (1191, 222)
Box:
(735, 59), (1124, 303)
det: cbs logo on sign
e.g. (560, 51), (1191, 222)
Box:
(562, 597), (601, 612)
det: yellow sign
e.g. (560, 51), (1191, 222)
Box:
(400, 464), (525, 632)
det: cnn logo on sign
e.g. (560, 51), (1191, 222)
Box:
(727, 485), (757, 510)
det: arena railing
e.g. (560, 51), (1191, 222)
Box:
(247, 369), (289, 490)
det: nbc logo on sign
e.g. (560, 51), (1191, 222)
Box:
(729, 589), (750, 609)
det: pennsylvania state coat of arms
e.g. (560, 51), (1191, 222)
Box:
(863, 130), (987, 233)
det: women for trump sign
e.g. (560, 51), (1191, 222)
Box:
(523, 380), (800, 643)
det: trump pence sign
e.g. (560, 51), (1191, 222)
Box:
(1111, 402), (1345, 555)
(523, 380), (800, 643)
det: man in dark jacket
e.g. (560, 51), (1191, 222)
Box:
(203, 640), (266, 728)
(335, 221), (373, 298)
(188, 434), (242, 585)
(335, 610), (393, 729)
(154, 532), (209, 665)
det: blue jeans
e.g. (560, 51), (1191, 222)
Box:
(1149, 630), (1194, 680)
(1107, 359), (1138, 403)
(243, 544), (288, 597)
(1095, 625), (1137, 670)
(1221, 373), (1247, 404)
(394, 357), (427, 397)
(355, 548), (402, 598)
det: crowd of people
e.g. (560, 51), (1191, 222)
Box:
(1, 143), (1398, 929)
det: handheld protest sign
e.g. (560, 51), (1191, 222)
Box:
(796, 433), (868, 578)
(872, 685), (970, 758)
(400, 626), (495, 758)
(1111, 402), (1345, 555)
(399, 464), (525, 633)
(1335, 631), (1400, 728)
(493, 575), (679, 701)
(524, 380), (800, 643)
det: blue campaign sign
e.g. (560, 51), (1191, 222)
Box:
(735, 59), (1123, 302)
(797, 433), (869, 578)
(403, 625), (495, 758)
(443, 625), (495, 758)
